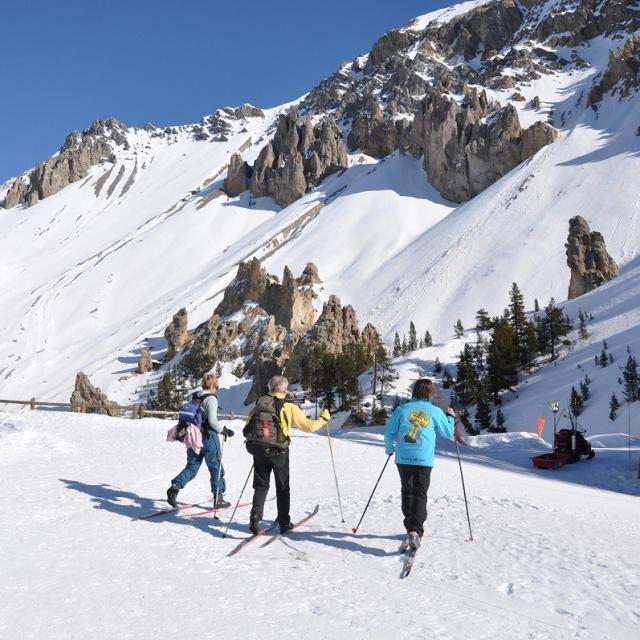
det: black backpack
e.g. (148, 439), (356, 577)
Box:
(243, 394), (290, 450)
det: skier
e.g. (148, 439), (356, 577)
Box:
(243, 375), (329, 534)
(167, 373), (234, 509)
(384, 378), (455, 551)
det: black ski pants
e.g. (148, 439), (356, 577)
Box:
(247, 442), (290, 526)
(397, 463), (432, 537)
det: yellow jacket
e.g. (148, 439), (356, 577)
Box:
(246, 392), (326, 441)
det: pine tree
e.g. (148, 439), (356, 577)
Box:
(474, 386), (492, 430)
(622, 355), (639, 402)
(508, 282), (529, 367)
(156, 372), (175, 411)
(495, 408), (506, 433)
(424, 330), (433, 348)
(599, 349), (608, 368)
(486, 318), (518, 402)
(401, 335), (408, 355)
(537, 298), (570, 360)
(454, 319), (465, 339)
(408, 322), (418, 352)
(534, 298), (540, 313)
(418, 338), (424, 349)
(603, 339), (608, 350)
(609, 392), (620, 421)
(215, 361), (223, 378)
(454, 344), (478, 406)
(580, 380), (590, 402)
(434, 356), (443, 374)
(393, 332), (402, 357)
(570, 386), (584, 416)
(609, 352), (614, 364)
(578, 310), (588, 341)
(475, 308), (492, 332)
(442, 368), (453, 389)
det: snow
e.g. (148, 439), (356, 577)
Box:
(1, 409), (638, 639)
(405, 0), (494, 32)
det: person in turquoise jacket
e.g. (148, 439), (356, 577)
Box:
(384, 378), (456, 551)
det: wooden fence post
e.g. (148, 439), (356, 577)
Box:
(30, 398), (36, 410)
(132, 404), (139, 419)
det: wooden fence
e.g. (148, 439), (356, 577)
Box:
(0, 398), (248, 421)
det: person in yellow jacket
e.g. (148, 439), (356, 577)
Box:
(243, 374), (329, 534)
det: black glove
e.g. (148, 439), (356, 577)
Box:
(222, 426), (235, 438)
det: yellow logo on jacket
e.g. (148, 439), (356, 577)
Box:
(404, 411), (431, 443)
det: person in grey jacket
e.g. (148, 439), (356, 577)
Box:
(167, 373), (234, 508)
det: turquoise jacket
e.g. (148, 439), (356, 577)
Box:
(384, 400), (455, 467)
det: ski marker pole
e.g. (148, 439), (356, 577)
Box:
(351, 453), (392, 534)
(213, 431), (227, 520)
(223, 463), (254, 538)
(325, 420), (345, 523)
(453, 416), (474, 541)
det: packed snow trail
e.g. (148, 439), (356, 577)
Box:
(1, 411), (638, 639)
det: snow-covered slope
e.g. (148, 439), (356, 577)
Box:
(1, 410), (638, 639)
(1, 0), (639, 440)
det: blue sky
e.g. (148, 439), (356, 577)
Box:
(0, 1), (449, 183)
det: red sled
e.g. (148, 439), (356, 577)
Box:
(531, 452), (572, 470)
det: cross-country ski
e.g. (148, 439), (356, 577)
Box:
(260, 504), (320, 548)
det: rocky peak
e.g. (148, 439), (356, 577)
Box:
(298, 262), (321, 286)
(214, 257), (270, 317)
(215, 258), (316, 333)
(3, 118), (127, 209)
(249, 109), (348, 208)
(566, 216), (619, 299)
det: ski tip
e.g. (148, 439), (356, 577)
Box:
(351, 527), (358, 534)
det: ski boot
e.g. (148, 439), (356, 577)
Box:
(399, 535), (411, 553)
(408, 531), (421, 550)
(249, 513), (261, 535)
(279, 521), (294, 535)
(214, 495), (231, 509)
(167, 484), (180, 508)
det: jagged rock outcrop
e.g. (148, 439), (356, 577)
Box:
(70, 372), (121, 417)
(136, 350), (153, 374)
(411, 89), (558, 202)
(224, 103), (265, 119)
(249, 109), (348, 208)
(261, 266), (315, 333)
(223, 153), (252, 196)
(3, 118), (126, 209)
(566, 216), (619, 299)
(286, 295), (361, 378)
(164, 308), (190, 360)
(182, 259), (381, 405)
(298, 262), (321, 286)
(588, 37), (640, 107)
(215, 257), (270, 316)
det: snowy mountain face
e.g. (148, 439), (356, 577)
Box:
(1, 0), (640, 436)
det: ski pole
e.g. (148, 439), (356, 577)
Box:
(351, 453), (392, 534)
(325, 421), (345, 523)
(213, 431), (227, 520)
(223, 463), (254, 538)
(453, 419), (474, 541)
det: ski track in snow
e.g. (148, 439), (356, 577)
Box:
(0, 411), (638, 640)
